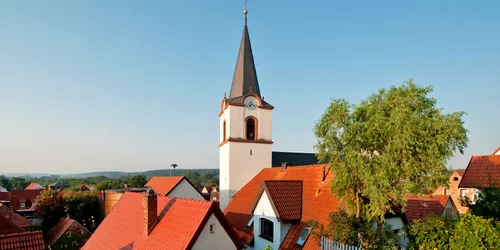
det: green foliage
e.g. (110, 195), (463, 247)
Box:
(34, 189), (66, 232)
(314, 80), (468, 243)
(466, 187), (500, 221)
(62, 190), (103, 232)
(5, 177), (30, 190)
(409, 213), (500, 249)
(263, 244), (273, 250)
(128, 175), (147, 187)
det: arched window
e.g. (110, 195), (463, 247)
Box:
(223, 120), (227, 141)
(453, 177), (459, 181)
(246, 117), (256, 140)
(260, 218), (274, 242)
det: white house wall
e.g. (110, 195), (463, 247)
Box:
(384, 217), (409, 249)
(168, 179), (204, 200)
(191, 214), (238, 250)
(253, 192), (288, 250)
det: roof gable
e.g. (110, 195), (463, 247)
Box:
(144, 176), (184, 196)
(25, 182), (43, 190)
(0, 216), (24, 235)
(84, 192), (242, 250)
(249, 181), (302, 222)
(405, 195), (452, 223)
(224, 165), (341, 249)
(46, 218), (89, 245)
(0, 204), (34, 228)
(459, 155), (500, 188)
(492, 147), (500, 155)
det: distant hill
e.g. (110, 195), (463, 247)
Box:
(3, 169), (219, 179)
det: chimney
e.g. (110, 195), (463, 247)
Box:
(321, 165), (326, 182)
(281, 162), (290, 171)
(143, 188), (157, 235)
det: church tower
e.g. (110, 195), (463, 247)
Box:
(219, 9), (273, 211)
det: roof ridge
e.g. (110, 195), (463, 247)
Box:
(0, 230), (42, 237)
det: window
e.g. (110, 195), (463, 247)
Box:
(209, 223), (215, 234)
(222, 120), (227, 141)
(453, 177), (459, 181)
(67, 231), (71, 237)
(295, 227), (311, 247)
(245, 117), (256, 140)
(72, 241), (79, 247)
(259, 218), (274, 242)
(20, 203), (25, 208)
(444, 188), (450, 195)
(460, 189), (468, 198)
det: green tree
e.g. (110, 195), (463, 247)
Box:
(8, 177), (30, 190)
(127, 175), (147, 187)
(33, 189), (66, 232)
(465, 187), (500, 221)
(0, 175), (8, 188)
(314, 80), (468, 246)
(409, 214), (500, 249)
(63, 191), (103, 232)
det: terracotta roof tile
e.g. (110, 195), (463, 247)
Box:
(0, 231), (45, 250)
(459, 155), (500, 188)
(144, 176), (184, 196)
(405, 195), (450, 223)
(225, 165), (341, 250)
(250, 181), (302, 222)
(24, 183), (43, 190)
(0, 190), (43, 211)
(0, 204), (33, 229)
(0, 216), (24, 235)
(83, 192), (242, 250)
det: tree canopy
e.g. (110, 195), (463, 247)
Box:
(314, 80), (468, 246)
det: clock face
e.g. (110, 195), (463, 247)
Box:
(244, 96), (257, 110)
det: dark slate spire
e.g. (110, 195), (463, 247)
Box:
(229, 9), (261, 99)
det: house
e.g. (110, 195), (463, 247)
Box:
(224, 164), (409, 249)
(433, 170), (475, 214)
(45, 217), (92, 249)
(76, 184), (94, 191)
(0, 204), (34, 230)
(25, 182), (44, 190)
(405, 195), (458, 223)
(459, 148), (500, 190)
(0, 186), (7, 192)
(145, 176), (205, 200)
(49, 181), (69, 191)
(0, 215), (24, 235)
(0, 190), (42, 211)
(0, 230), (45, 250)
(83, 189), (243, 250)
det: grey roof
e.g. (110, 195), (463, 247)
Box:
(271, 151), (321, 167)
(227, 16), (273, 109)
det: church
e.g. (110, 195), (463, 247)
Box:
(218, 9), (319, 211)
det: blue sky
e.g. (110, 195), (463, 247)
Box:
(0, 1), (498, 174)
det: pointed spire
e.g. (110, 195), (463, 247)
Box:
(229, 9), (261, 99)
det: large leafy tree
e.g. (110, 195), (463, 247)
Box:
(314, 80), (468, 245)
(63, 190), (103, 232)
(465, 187), (500, 221)
(34, 189), (66, 232)
(127, 175), (147, 187)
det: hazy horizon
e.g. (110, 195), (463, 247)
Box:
(1, 1), (499, 174)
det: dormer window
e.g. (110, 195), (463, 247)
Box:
(295, 227), (311, 248)
(246, 117), (256, 140)
(259, 218), (273, 242)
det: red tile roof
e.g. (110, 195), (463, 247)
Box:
(0, 231), (45, 250)
(0, 204), (33, 229)
(225, 165), (342, 250)
(250, 181), (302, 222)
(405, 195), (451, 223)
(0, 216), (24, 235)
(0, 190), (43, 211)
(144, 176), (184, 196)
(83, 192), (242, 250)
(45, 218), (87, 245)
(459, 155), (500, 188)
(24, 183), (43, 190)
